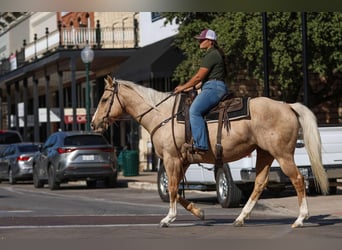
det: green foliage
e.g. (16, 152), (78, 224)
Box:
(162, 12), (342, 104)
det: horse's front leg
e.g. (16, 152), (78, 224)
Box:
(159, 174), (179, 227)
(178, 195), (205, 220)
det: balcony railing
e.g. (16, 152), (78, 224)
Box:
(0, 24), (137, 75)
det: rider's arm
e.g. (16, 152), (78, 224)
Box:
(174, 67), (209, 93)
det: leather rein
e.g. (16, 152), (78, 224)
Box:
(103, 80), (181, 147)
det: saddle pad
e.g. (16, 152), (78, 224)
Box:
(176, 95), (251, 123)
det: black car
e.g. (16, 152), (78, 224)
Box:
(33, 131), (118, 190)
(0, 130), (23, 152)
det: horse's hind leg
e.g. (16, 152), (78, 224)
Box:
(278, 158), (308, 228)
(234, 149), (274, 226)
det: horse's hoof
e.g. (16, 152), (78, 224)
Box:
(291, 222), (304, 228)
(199, 210), (205, 220)
(233, 220), (244, 227)
(159, 222), (169, 228)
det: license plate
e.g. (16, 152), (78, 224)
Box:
(82, 155), (94, 161)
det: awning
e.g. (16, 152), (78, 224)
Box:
(114, 36), (184, 82)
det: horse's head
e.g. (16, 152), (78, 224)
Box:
(91, 76), (124, 133)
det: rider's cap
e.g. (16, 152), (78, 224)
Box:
(195, 29), (217, 41)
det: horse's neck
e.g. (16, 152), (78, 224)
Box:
(121, 86), (173, 133)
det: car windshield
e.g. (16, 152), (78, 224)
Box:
(18, 145), (40, 153)
(0, 131), (22, 144)
(64, 135), (109, 146)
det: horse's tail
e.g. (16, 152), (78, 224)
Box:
(289, 103), (329, 195)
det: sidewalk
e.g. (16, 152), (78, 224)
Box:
(118, 170), (158, 191)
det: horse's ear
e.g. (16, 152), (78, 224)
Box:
(105, 75), (114, 87)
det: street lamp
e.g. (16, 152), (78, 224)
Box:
(81, 43), (94, 131)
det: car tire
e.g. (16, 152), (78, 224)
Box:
(86, 180), (97, 188)
(329, 179), (337, 195)
(48, 165), (60, 190)
(33, 166), (44, 188)
(157, 162), (170, 202)
(104, 175), (117, 188)
(8, 168), (16, 185)
(216, 165), (242, 208)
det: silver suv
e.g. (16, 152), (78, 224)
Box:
(33, 131), (118, 190)
(0, 143), (40, 184)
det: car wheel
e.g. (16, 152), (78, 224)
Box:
(157, 162), (169, 202)
(48, 165), (60, 190)
(8, 168), (16, 185)
(104, 175), (117, 188)
(86, 180), (97, 188)
(329, 179), (337, 195)
(216, 165), (242, 208)
(33, 166), (44, 188)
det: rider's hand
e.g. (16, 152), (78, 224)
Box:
(174, 85), (185, 94)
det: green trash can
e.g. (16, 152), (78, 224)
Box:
(123, 150), (139, 176)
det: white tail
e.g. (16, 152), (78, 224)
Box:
(289, 103), (329, 194)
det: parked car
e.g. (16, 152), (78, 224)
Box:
(157, 126), (342, 208)
(32, 131), (118, 190)
(0, 130), (23, 152)
(0, 142), (40, 184)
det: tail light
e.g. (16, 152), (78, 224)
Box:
(100, 147), (114, 152)
(57, 147), (113, 154)
(57, 148), (76, 154)
(17, 156), (30, 161)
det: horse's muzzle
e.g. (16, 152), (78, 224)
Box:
(90, 121), (108, 133)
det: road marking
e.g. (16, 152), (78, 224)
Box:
(0, 223), (202, 229)
(0, 210), (33, 214)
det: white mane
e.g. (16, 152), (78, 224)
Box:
(117, 79), (175, 109)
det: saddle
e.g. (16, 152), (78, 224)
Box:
(177, 91), (251, 165)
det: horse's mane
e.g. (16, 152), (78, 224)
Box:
(117, 79), (176, 109)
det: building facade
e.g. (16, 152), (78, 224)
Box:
(0, 12), (182, 171)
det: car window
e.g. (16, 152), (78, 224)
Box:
(18, 145), (40, 153)
(64, 135), (109, 146)
(0, 131), (23, 144)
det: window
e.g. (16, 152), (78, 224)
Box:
(64, 135), (109, 146)
(151, 12), (161, 22)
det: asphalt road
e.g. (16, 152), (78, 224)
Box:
(0, 179), (341, 248)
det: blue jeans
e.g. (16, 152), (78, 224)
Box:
(189, 80), (228, 150)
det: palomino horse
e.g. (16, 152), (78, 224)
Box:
(91, 76), (329, 228)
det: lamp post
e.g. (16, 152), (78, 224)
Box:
(81, 43), (94, 131)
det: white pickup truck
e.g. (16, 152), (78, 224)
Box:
(157, 126), (342, 208)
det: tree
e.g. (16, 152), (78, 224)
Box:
(162, 12), (342, 108)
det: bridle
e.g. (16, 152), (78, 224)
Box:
(98, 79), (186, 173)
(100, 79), (125, 128)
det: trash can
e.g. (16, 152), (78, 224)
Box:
(122, 150), (139, 176)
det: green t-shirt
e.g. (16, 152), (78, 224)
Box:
(200, 47), (226, 82)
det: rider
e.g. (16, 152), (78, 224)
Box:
(174, 29), (228, 153)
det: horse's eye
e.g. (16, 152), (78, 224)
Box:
(101, 98), (108, 103)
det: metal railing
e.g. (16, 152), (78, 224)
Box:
(0, 25), (137, 75)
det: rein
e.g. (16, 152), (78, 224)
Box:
(135, 92), (176, 123)
(104, 80), (185, 170)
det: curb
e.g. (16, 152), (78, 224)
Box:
(127, 181), (158, 191)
